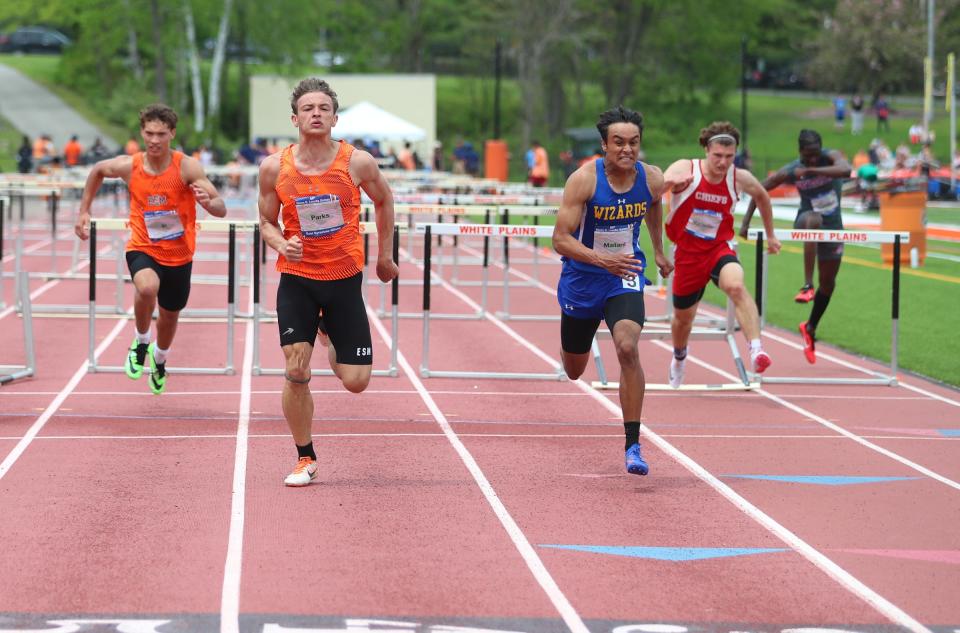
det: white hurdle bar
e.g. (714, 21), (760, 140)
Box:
(749, 228), (910, 386)
(251, 223), (401, 378)
(416, 223), (564, 381)
(87, 218), (258, 376)
(0, 272), (37, 385)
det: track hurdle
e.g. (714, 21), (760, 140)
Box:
(251, 224), (401, 378)
(0, 272), (36, 385)
(86, 218), (257, 376)
(749, 228), (910, 386)
(416, 223), (565, 381)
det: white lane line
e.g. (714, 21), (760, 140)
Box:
(661, 340), (960, 492)
(4, 432), (956, 442)
(220, 298), (254, 633)
(367, 305), (590, 633)
(416, 262), (934, 633)
(0, 317), (128, 480)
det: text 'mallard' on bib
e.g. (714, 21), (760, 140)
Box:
(295, 194), (345, 238)
(144, 210), (185, 242)
(594, 224), (635, 256)
(685, 208), (723, 240)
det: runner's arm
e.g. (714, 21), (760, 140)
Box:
(75, 155), (132, 240)
(182, 156), (226, 217)
(740, 168), (788, 239)
(662, 159), (693, 193)
(354, 150), (399, 283)
(644, 164), (674, 278)
(257, 154), (302, 263)
(795, 150), (851, 179)
(736, 169), (781, 254)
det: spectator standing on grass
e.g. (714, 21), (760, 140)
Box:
(16, 136), (32, 174)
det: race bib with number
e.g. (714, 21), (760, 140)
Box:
(810, 190), (839, 215)
(143, 210), (184, 242)
(594, 224), (635, 256)
(685, 208), (723, 240)
(295, 194), (345, 238)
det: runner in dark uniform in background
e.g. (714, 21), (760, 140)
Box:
(740, 129), (851, 364)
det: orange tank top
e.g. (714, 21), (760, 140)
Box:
(275, 142), (363, 280)
(126, 151), (197, 266)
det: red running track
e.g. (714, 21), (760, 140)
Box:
(0, 201), (958, 633)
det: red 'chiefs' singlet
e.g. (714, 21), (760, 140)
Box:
(666, 160), (737, 254)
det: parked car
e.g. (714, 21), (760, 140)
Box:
(0, 26), (71, 54)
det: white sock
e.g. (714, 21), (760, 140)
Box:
(750, 338), (762, 353)
(153, 346), (169, 364)
(136, 330), (151, 345)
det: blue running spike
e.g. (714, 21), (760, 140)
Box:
(625, 443), (648, 476)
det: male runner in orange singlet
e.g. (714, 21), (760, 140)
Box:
(75, 104), (226, 394)
(258, 78), (399, 487)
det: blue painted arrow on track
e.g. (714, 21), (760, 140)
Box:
(539, 545), (787, 561)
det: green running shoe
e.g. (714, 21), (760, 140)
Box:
(148, 343), (167, 395)
(125, 338), (149, 380)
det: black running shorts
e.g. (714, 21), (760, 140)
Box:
(560, 292), (645, 354)
(125, 250), (192, 312)
(276, 272), (373, 365)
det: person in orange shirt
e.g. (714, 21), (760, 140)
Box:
(63, 135), (84, 166)
(74, 104), (226, 394)
(528, 140), (550, 187)
(125, 136), (141, 155)
(258, 77), (398, 487)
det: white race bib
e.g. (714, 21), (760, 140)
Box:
(144, 210), (184, 242)
(594, 224), (635, 256)
(295, 194), (345, 238)
(685, 208), (723, 240)
(811, 190), (839, 215)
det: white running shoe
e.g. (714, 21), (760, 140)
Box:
(284, 457), (318, 487)
(669, 357), (686, 389)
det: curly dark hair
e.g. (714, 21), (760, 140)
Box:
(596, 105), (643, 142)
(139, 104), (178, 130)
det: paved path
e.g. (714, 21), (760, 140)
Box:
(0, 62), (118, 152)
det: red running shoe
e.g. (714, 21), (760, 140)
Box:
(794, 285), (815, 303)
(751, 350), (772, 374)
(799, 321), (816, 364)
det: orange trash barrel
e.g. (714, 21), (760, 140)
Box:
(879, 190), (926, 265)
(484, 140), (508, 182)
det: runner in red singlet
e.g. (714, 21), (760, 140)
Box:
(663, 121), (780, 387)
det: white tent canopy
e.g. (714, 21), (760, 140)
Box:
(331, 101), (426, 142)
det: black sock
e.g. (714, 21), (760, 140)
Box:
(296, 441), (317, 461)
(808, 289), (832, 331)
(673, 347), (687, 361)
(624, 421), (641, 450)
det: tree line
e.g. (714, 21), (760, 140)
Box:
(2, 0), (958, 152)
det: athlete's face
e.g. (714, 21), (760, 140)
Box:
(292, 92), (337, 136)
(704, 141), (736, 176)
(602, 123), (642, 170)
(799, 144), (822, 167)
(140, 120), (175, 157)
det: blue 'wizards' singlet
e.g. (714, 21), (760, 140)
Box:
(558, 159), (654, 319)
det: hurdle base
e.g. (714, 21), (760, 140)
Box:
(254, 367), (398, 377)
(757, 375), (896, 386)
(89, 364), (235, 376)
(422, 369), (565, 381)
(591, 380), (759, 392)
